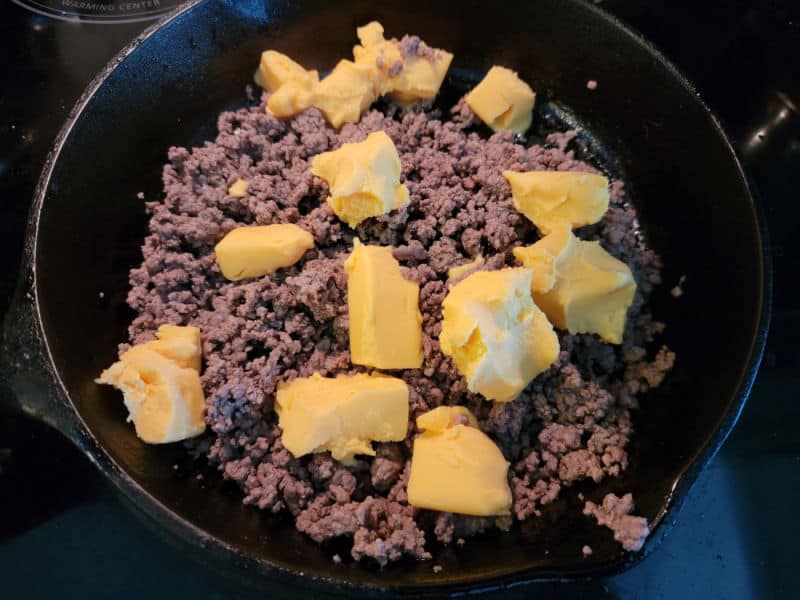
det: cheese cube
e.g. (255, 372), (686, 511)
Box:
(214, 224), (314, 281)
(466, 66), (536, 133)
(345, 239), (423, 370)
(95, 325), (205, 444)
(503, 170), (609, 234)
(227, 179), (249, 198)
(407, 406), (512, 516)
(275, 373), (409, 464)
(311, 131), (409, 227)
(439, 268), (559, 402)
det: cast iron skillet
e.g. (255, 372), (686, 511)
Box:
(0, 0), (770, 595)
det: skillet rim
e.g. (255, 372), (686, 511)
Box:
(18, 0), (771, 594)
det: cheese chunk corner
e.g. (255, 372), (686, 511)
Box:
(389, 49), (454, 105)
(146, 324), (202, 372)
(258, 50), (319, 118)
(259, 50), (319, 93)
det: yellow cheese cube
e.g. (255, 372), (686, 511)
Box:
(352, 21), (453, 103)
(514, 224), (636, 344)
(275, 372), (409, 464)
(258, 50), (319, 93)
(214, 224), (314, 281)
(95, 326), (206, 444)
(344, 239), (423, 370)
(503, 170), (610, 234)
(407, 406), (512, 516)
(465, 66), (536, 133)
(439, 268), (559, 402)
(311, 131), (409, 227)
(145, 324), (202, 372)
(227, 178), (249, 198)
(312, 60), (381, 128)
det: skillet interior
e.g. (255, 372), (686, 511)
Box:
(29, 0), (766, 591)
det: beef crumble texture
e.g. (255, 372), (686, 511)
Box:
(124, 93), (674, 566)
(583, 493), (650, 552)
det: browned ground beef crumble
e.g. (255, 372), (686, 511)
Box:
(123, 91), (674, 566)
(583, 493), (650, 552)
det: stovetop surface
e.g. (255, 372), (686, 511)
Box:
(1, 1), (798, 598)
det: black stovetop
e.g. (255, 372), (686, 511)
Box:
(1, 2), (798, 598)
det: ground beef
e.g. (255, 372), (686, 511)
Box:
(387, 60), (404, 77)
(428, 511), (511, 545)
(398, 35), (436, 60)
(124, 91), (674, 565)
(583, 493), (650, 551)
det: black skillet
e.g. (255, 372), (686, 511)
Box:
(0, 0), (770, 595)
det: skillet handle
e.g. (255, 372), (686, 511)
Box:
(0, 268), (83, 443)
